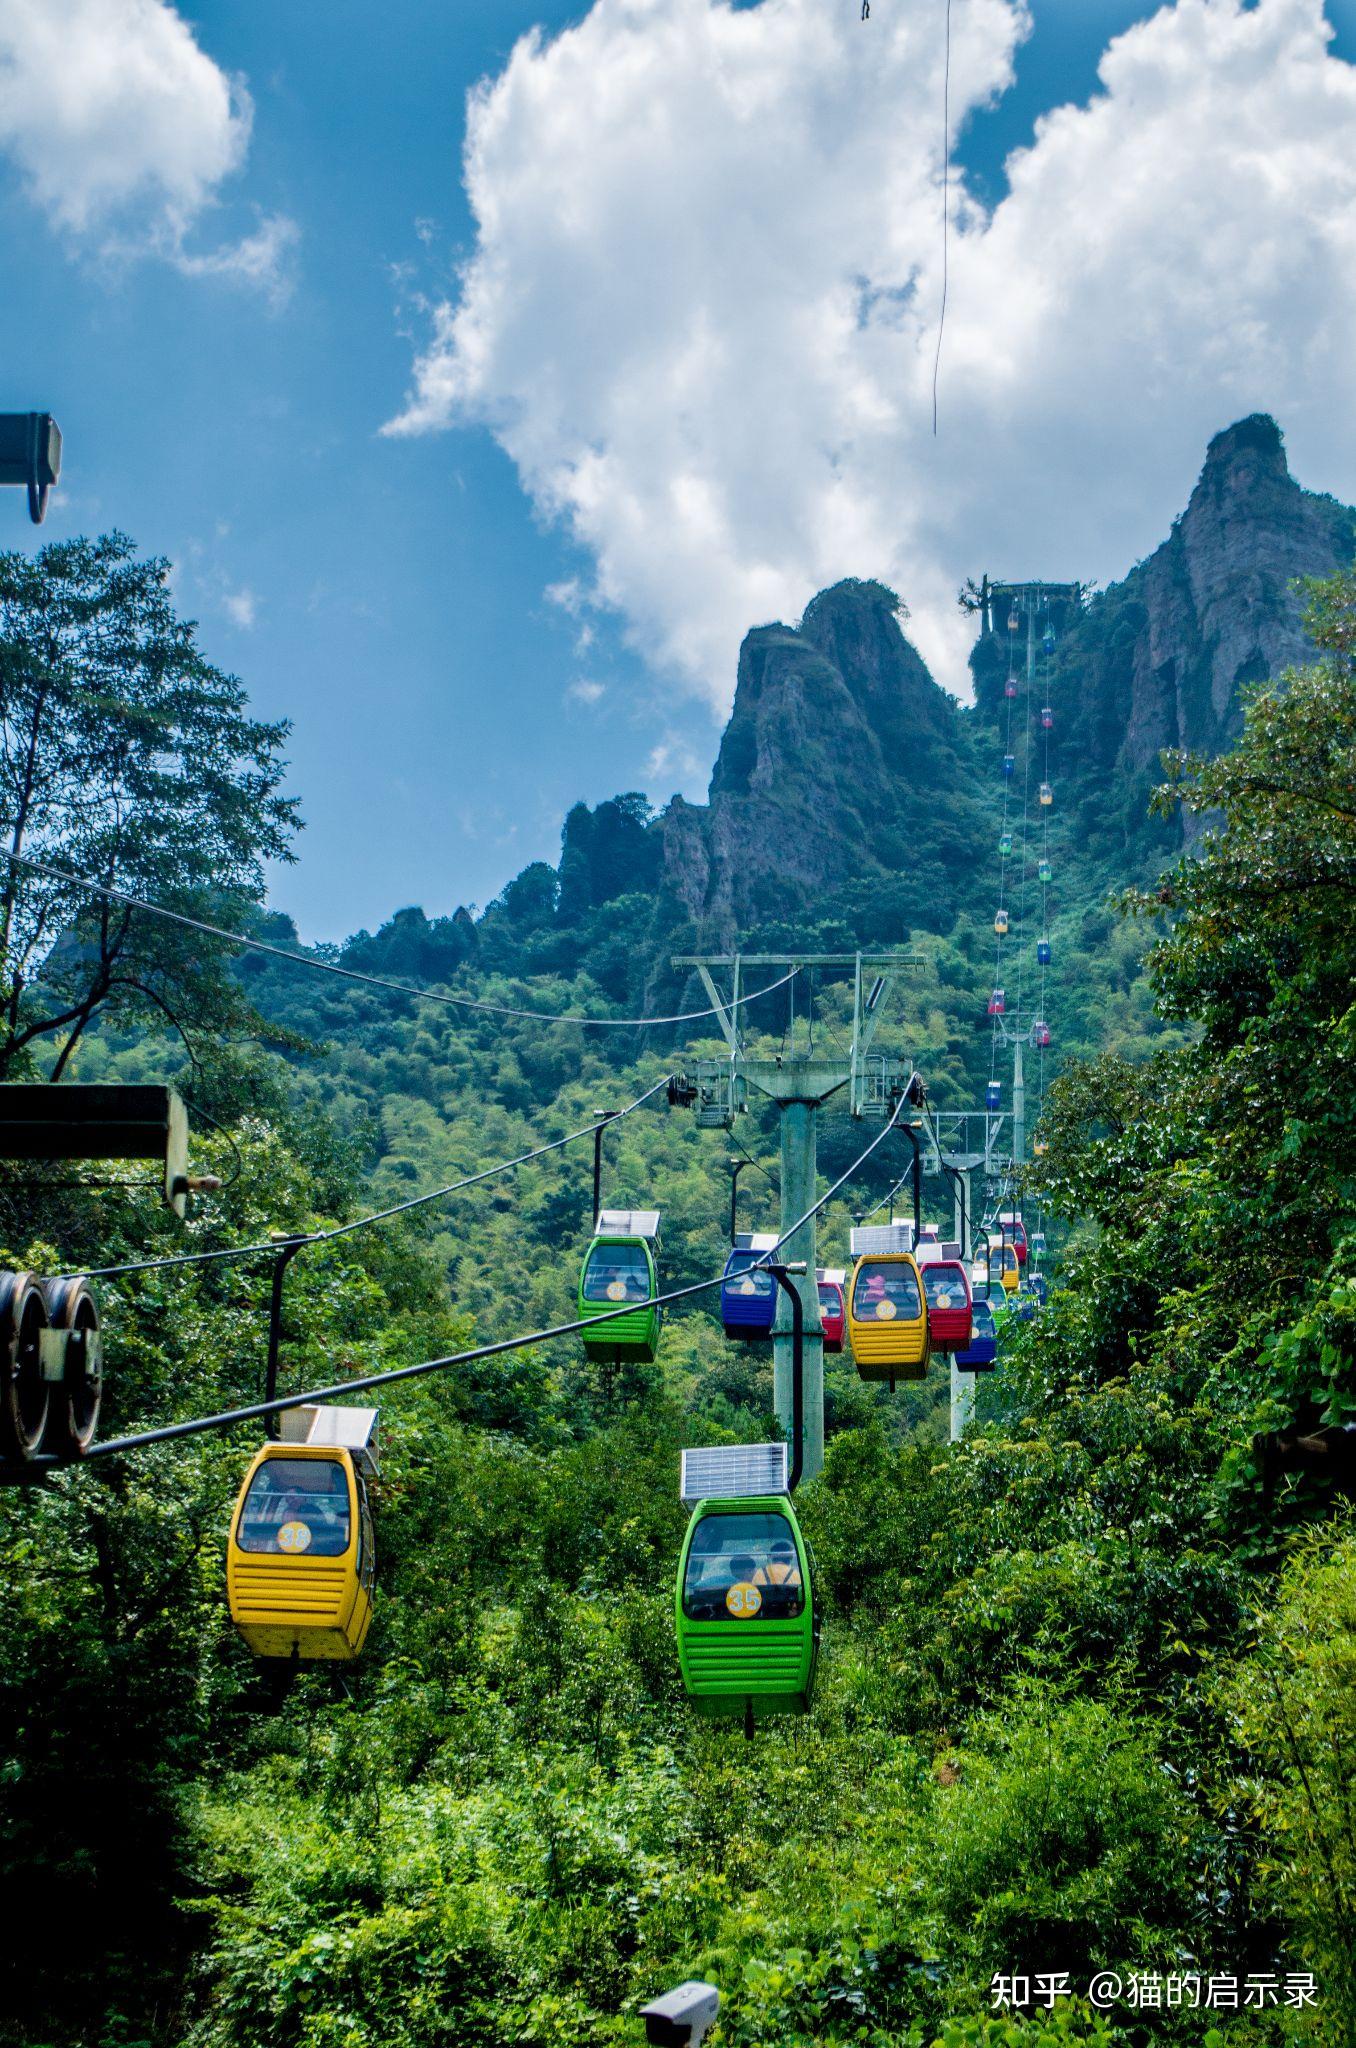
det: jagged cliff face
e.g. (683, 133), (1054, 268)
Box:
(346, 416), (1354, 994)
(1012, 415), (1356, 858)
(657, 419), (1354, 940)
(659, 580), (985, 942)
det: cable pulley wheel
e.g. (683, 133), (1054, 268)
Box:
(40, 1277), (102, 1457)
(0, 1271), (51, 1462)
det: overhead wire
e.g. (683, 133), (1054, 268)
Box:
(932, 0), (952, 436)
(79, 1084), (917, 1461)
(992, 593), (1018, 1092)
(65, 1076), (673, 1281)
(1034, 604), (1056, 1260)
(2, 852), (800, 1031)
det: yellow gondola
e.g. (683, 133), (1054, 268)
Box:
(846, 1228), (930, 1382)
(227, 1406), (378, 1660)
(987, 1244), (1021, 1294)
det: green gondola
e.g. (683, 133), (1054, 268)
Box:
(578, 1208), (661, 1362)
(675, 1447), (819, 1724)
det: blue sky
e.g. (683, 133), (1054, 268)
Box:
(4, 0), (1355, 940)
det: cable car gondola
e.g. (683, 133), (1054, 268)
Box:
(227, 1407), (378, 1661)
(999, 831), (1013, 857)
(846, 1227), (929, 1382)
(994, 908), (1009, 936)
(1040, 705), (1053, 730)
(1004, 677), (1017, 699)
(676, 1445), (818, 1725)
(920, 1259), (972, 1351)
(988, 988), (1006, 1016)
(816, 1268), (845, 1354)
(1037, 858), (1052, 885)
(954, 1296), (998, 1372)
(720, 1233), (778, 1341)
(579, 1208), (662, 1362)
(1037, 938), (1052, 966)
(998, 1212), (1028, 1265)
(1002, 754), (1015, 779)
(1032, 1019), (1051, 1049)
(987, 1243), (1021, 1294)
(986, 1080), (1002, 1112)
(1039, 781), (1053, 807)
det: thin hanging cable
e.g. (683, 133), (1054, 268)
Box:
(1034, 607), (1054, 1247)
(1012, 590), (1036, 1063)
(2, 852), (799, 1031)
(64, 1077), (672, 1281)
(932, 0), (952, 436)
(992, 600), (1018, 1084)
(81, 1085), (916, 1460)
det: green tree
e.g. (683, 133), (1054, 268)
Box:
(0, 532), (298, 1077)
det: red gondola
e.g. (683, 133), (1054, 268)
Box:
(816, 1268), (846, 1354)
(998, 1212), (1028, 1266)
(920, 1260), (973, 1352)
(988, 988), (1006, 1016)
(1033, 1019), (1051, 1048)
(1040, 705), (1053, 730)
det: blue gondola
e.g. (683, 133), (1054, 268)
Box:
(986, 1080), (1002, 1111)
(1037, 938), (1052, 966)
(721, 1233), (778, 1340)
(954, 1297), (997, 1372)
(1002, 754), (1015, 779)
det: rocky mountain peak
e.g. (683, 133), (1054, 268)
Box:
(667, 579), (981, 942)
(1020, 415), (1356, 857)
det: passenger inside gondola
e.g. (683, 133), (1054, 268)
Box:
(726, 1252), (773, 1296)
(851, 1261), (922, 1321)
(236, 1456), (352, 1557)
(922, 1267), (962, 1311)
(581, 1241), (651, 1302)
(754, 1538), (803, 1598)
(681, 1511), (805, 1620)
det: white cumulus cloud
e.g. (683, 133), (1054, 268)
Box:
(388, 0), (1356, 712)
(0, 0), (294, 289)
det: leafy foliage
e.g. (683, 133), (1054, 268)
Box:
(0, 533), (298, 1077)
(6, 552), (1356, 2046)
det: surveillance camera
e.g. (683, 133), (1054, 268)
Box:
(639, 1980), (720, 2048)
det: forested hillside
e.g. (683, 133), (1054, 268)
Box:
(2, 428), (1355, 2047)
